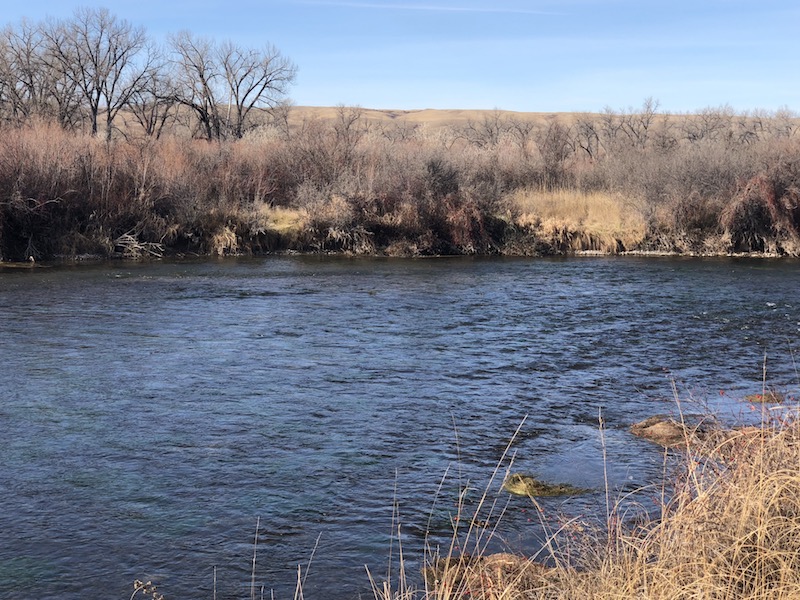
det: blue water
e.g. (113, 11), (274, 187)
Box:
(0, 256), (798, 599)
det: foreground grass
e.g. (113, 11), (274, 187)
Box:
(372, 412), (800, 600)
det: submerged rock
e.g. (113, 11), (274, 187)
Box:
(744, 390), (786, 404)
(502, 473), (590, 497)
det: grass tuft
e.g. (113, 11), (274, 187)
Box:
(510, 188), (648, 253)
(371, 403), (800, 599)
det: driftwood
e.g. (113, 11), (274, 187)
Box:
(113, 231), (164, 258)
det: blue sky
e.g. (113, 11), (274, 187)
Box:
(4, 1), (800, 113)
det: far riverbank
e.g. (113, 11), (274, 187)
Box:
(3, 104), (800, 262)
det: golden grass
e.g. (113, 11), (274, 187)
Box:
(574, 420), (800, 600)
(209, 225), (238, 256)
(509, 188), (648, 252)
(370, 407), (800, 600)
(288, 106), (559, 130)
(248, 204), (307, 235)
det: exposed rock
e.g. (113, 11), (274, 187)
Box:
(744, 390), (786, 404)
(630, 414), (712, 447)
(423, 552), (557, 598)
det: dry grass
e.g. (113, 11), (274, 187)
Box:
(245, 204), (307, 236)
(572, 418), (800, 600)
(370, 405), (800, 600)
(287, 107), (556, 131)
(3, 106), (800, 259)
(510, 188), (648, 252)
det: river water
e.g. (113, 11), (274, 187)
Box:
(1, 256), (798, 599)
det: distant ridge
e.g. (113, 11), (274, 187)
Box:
(288, 106), (565, 128)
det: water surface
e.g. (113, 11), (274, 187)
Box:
(1, 256), (798, 599)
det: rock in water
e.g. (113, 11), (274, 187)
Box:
(502, 473), (589, 497)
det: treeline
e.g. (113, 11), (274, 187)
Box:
(0, 8), (295, 141)
(1, 10), (799, 260)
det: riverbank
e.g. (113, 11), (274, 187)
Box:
(384, 413), (800, 600)
(2, 104), (800, 262)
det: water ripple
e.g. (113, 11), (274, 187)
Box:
(0, 256), (798, 599)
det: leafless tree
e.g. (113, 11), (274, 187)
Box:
(767, 107), (799, 139)
(170, 31), (220, 141)
(573, 114), (601, 160)
(460, 109), (509, 148)
(535, 117), (574, 187)
(506, 115), (536, 160)
(171, 32), (295, 141)
(332, 105), (368, 164)
(377, 119), (419, 143)
(126, 53), (177, 139)
(681, 105), (734, 143)
(0, 28), (16, 120)
(0, 20), (48, 122)
(0, 19), (84, 127)
(218, 40), (296, 138)
(619, 97), (659, 149)
(43, 8), (154, 139)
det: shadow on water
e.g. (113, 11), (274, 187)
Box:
(0, 256), (798, 598)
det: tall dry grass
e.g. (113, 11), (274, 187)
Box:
(510, 188), (648, 253)
(372, 407), (800, 600)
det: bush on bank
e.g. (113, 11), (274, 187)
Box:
(2, 103), (800, 261)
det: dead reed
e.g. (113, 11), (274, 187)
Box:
(369, 401), (800, 600)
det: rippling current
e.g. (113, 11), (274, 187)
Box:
(1, 256), (799, 599)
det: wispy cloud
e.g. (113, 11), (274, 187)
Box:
(296, 1), (563, 15)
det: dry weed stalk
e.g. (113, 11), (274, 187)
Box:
(369, 391), (800, 600)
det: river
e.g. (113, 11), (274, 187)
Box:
(0, 256), (798, 599)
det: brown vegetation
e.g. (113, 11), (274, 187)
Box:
(1, 10), (800, 260)
(3, 101), (800, 261)
(373, 409), (800, 600)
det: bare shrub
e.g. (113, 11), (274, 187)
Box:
(722, 168), (800, 254)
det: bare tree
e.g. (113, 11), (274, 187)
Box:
(333, 104), (368, 164)
(127, 56), (177, 139)
(377, 119), (419, 143)
(682, 105), (734, 143)
(535, 117), (574, 187)
(0, 20), (49, 122)
(619, 97), (659, 149)
(44, 8), (153, 139)
(573, 114), (601, 160)
(506, 115), (536, 160)
(0, 19), (84, 127)
(171, 32), (296, 141)
(460, 109), (509, 148)
(0, 27), (16, 120)
(219, 40), (295, 138)
(170, 31), (220, 141)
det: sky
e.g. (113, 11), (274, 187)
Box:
(4, 0), (800, 113)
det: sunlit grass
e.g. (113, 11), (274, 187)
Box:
(369, 401), (800, 599)
(249, 205), (308, 235)
(510, 188), (648, 252)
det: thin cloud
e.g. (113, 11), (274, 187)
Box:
(297, 1), (563, 15)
